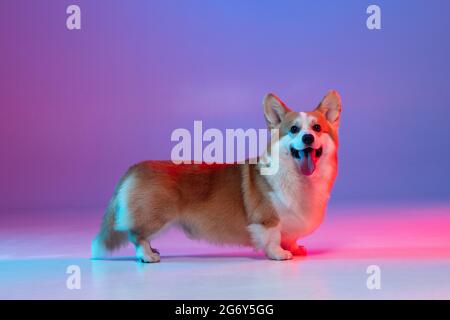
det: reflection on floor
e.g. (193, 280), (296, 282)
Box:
(1, 204), (449, 299)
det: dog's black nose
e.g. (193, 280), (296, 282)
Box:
(302, 134), (314, 145)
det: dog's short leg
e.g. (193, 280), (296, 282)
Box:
(129, 233), (160, 263)
(248, 224), (293, 261)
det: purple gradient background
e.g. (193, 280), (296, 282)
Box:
(1, 0), (450, 211)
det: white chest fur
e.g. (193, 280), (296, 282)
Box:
(267, 155), (336, 239)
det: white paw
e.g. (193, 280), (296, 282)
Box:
(136, 245), (161, 263)
(290, 245), (307, 256)
(137, 252), (160, 263)
(266, 248), (293, 261)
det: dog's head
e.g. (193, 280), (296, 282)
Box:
(263, 91), (341, 176)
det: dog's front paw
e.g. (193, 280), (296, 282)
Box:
(266, 248), (293, 261)
(290, 245), (307, 256)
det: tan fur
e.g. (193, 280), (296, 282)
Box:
(92, 90), (342, 262)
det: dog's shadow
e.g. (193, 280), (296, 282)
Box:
(91, 247), (335, 263)
(92, 252), (265, 263)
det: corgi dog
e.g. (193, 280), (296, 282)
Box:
(92, 90), (341, 262)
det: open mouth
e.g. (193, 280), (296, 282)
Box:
(290, 146), (323, 176)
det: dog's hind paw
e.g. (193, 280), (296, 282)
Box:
(138, 252), (160, 263)
(136, 244), (161, 263)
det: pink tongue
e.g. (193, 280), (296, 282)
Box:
(300, 149), (316, 176)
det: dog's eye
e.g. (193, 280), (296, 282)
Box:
(290, 125), (300, 134)
(312, 124), (321, 132)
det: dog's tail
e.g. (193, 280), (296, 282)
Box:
(91, 195), (128, 259)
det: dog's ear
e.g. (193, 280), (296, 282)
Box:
(316, 90), (342, 128)
(263, 93), (291, 129)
